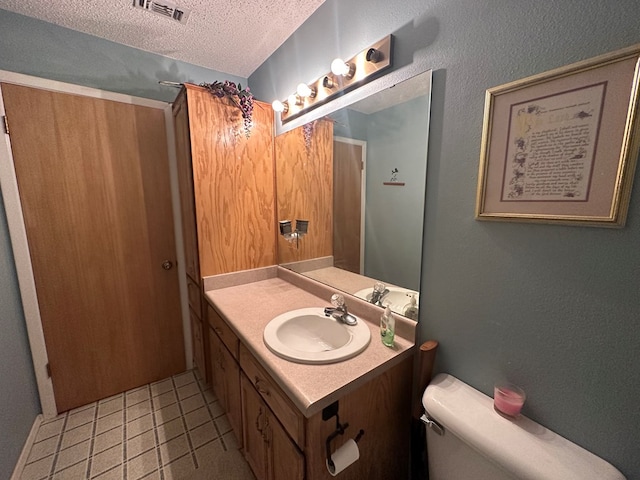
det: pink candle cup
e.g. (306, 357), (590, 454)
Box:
(494, 384), (526, 418)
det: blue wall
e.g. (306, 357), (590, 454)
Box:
(332, 108), (369, 141)
(364, 97), (429, 291)
(0, 196), (40, 480)
(0, 9), (240, 477)
(333, 97), (429, 291)
(250, 0), (640, 478)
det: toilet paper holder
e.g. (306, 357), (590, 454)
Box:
(323, 401), (364, 472)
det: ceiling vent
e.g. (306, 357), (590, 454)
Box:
(133, 0), (190, 24)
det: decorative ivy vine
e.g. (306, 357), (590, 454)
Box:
(200, 81), (254, 138)
(302, 120), (318, 154)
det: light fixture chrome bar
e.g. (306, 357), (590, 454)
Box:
(279, 34), (393, 123)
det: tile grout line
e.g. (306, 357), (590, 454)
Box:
(171, 373), (199, 468)
(147, 383), (165, 480)
(26, 372), (216, 480)
(122, 393), (128, 479)
(194, 374), (227, 451)
(47, 411), (69, 478)
(51, 458), (90, 478)
(85, 405), (99, 478)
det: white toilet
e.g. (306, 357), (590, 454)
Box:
(422, 373), (626, 480)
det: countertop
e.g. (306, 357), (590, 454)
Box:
(204, 268), (416, 418)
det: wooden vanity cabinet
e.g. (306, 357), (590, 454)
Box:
(207, 305), (242, 445)
(241, 373), (305, 480)
(190, 310), (206, 379)
(239, 341), (305, 480)
(172, 84), (277, 382)
(207, 299), (412, 480)
(240, 344), (305, 447)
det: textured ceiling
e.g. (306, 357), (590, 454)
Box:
(0, 0), (325, 78)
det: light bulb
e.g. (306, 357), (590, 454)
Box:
(288, 94), (301, 106)
(331, 58), (350, 76)
(272, 100), (286, 113)
(296, 83), (313, 98)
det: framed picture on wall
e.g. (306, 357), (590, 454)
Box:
(475, 44), (640, 227)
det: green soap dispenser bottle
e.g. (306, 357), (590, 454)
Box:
(380, 305), (395, 347)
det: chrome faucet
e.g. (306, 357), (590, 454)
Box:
(369, 282), (389, 306)
(324, 293), (358, 326)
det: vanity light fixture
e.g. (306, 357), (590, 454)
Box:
(366, 48), (382, 63)
(330, 58), (356, 79)
(272, 100), (288, 113)
(272, 35), (393, 123)
(288, 93), (303, 107)
(322, 76), (336, 89)
(296, 83), (317, 99)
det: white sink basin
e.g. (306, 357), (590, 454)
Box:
(263, 307), (371, 364)
(354, 287), (419, 313)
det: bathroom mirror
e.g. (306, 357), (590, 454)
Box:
(275, 70), (431, 319)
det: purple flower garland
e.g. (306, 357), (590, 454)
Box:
(200, 81), (254, 138)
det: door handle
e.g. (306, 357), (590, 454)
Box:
(161, 260), (173, 270)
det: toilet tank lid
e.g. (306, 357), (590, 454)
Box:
(422, 374), (625, 480)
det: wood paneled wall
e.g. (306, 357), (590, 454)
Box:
(185, 84), (277, 276)
(275, 119), (333, 264)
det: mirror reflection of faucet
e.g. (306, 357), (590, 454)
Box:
(369, 282), (390, 306)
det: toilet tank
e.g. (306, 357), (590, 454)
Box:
(422, 374), (625, 480)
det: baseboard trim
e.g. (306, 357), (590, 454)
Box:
(10, 414), (42, 480)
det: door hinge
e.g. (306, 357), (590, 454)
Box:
(46, 363), (52, 378)
(2, 115), (8, 135)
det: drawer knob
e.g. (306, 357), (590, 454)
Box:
(255, 377), (270, 396)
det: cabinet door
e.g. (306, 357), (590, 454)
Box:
(266, 412), (305, 480)
(208, 326), (225, 410)
(184, 85), (276, 276)
(241, 374), (268, 480)
(219, 338), (243, 447)
(173, 91), (200, 282)
(191, 310), (206, 379)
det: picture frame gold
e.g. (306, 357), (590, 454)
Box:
(475, 44), (640, 227)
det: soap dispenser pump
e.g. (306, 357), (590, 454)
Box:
(403, 294), (419, 321)
(380, 305), (395, 347)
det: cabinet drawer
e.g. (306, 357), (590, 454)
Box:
(239, 344), (305, 448)
(207, 304), (239, 359)
(187, 277), (202, 316)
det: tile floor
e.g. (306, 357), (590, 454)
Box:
(19, 370), (245, 479)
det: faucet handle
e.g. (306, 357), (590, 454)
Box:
(330, 293), (345, 308)
(373, 282), (386, 293)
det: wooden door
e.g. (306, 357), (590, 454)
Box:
(2, 83), (185, 412)
(333, 139), (363, 273)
